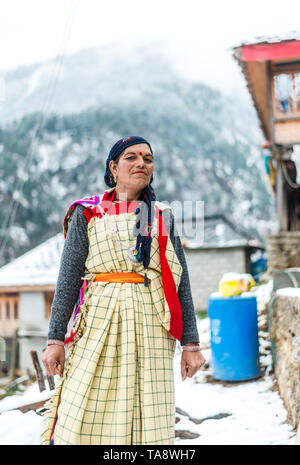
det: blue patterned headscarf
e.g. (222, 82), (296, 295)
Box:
(104, 136), (156, 286)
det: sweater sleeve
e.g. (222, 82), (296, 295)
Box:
(47, 204), (89, 342)
(161, 208), (200, 346)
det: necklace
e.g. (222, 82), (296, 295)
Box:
(103, 207), (140, 264)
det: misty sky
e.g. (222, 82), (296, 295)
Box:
(1, 0), (300, 99)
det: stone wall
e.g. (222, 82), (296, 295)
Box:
(266, 232), (300, 276)
(270, 293), (300, 428)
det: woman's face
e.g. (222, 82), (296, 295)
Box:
(109, 143), (154, 191)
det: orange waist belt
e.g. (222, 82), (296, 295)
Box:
(93, 272), (151, 284)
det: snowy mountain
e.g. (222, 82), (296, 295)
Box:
(0, 40), (277, 266)
(0, 40), (192, 123)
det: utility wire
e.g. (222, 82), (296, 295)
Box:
(0, 0), (79, 260)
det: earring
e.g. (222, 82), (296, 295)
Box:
(113, 175), (117, 183)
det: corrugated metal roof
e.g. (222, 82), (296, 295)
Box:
(177, 216), (264, 249)
(0, 233), (63, 287)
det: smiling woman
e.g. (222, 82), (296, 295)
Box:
(41, 135), (205, 446)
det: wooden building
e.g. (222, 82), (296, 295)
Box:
(0, 235), (61, 372)
(232, 33), (300, 233)
(233, 36), (300, 434)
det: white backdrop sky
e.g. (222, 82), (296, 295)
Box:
(1, 0), (300, 97)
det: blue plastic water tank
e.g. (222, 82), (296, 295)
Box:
(208, 295), (260, 381)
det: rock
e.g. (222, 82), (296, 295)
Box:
(271, 294), (300, 429)
(175, 406), (202, 424)
(175, 429), (200, 439)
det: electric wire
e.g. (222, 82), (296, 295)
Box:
(0, 1), (79, 260)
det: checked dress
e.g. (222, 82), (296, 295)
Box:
(41, 191), (183, 445)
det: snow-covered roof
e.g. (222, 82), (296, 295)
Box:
(231, 30), (300, 49)
(183, 239), (263, 250)
(179, 215), (265, 249)
(231, 31), (300, 141)
(0, 233), (64, 287)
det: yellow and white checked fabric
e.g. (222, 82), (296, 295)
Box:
(41, 202), (182, 445)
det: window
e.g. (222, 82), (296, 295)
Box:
(273, 72), (300, 116)
(14, 301), (18, 319)
(6, 302), (10, 319)
(0, 294), (20, 320)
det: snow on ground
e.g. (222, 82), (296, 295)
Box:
(0, 382), (53, 445)
(0, 409), (44, 445)
(0, 312), (297, 445)
(173, 317), (296, 445)
(276, 287), (300, 297)
(0, 382), (51, 414)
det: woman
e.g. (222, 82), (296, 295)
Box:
(41, 136), (205, 445)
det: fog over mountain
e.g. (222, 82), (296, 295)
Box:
(0, 39), (276, 265)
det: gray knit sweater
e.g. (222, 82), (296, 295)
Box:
(47, 204), (200, 346)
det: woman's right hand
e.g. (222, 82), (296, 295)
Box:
(42, 344), (65, 377)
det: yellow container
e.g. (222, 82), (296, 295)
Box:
(218, 273), (255, 297)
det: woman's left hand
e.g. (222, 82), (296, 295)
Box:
(181, 350), (206, 381)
